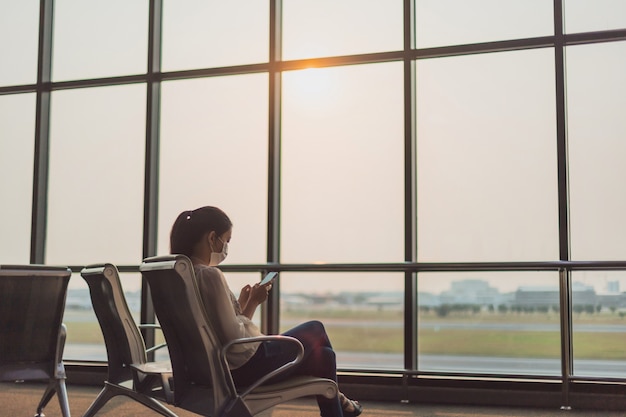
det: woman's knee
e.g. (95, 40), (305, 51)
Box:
(301, 346), (337, 380)
(284, 320), (333, 350)
(299, 319), (324, 333)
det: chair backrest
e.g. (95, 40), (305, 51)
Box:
(140, 255), (233, 410)
(0, 264), (71, 380)
(80, 263), (148, 384)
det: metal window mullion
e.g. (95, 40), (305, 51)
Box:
(553, 0), (573, 409)
(554, 1), (569, 263)
(559, 267), (573, 410)
(141, 0), (163, 358)
(404, 0), (418, 375)
(142, 0), (162, 260)
(30, 0), (54, 264)
(264, 0), (283, 335)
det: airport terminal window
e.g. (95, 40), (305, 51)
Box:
(156, 74), (269, 263)
(564, 0), (626, 33)
(418, 271), (561, 376)
(46, 85), (146, 266)
(2, 0), (626, 396)
(282, 0), (403, 60)
(44, 84), (146, 361)
(281, 62), (405, 264)
(161, 0), (268, 71)
(52, 0), (148, 81)
(0, 93), (35, 264)
(280, 271), (404, 369)
(45, 85), (146, 360)
(566, 41), (626, 261)
(415, 0), (553, 49)
(0, 0), (39, 87)
(416, 48), (559, 262)
(571, 271), (626, 378)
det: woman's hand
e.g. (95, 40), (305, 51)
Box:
(241, 282), (272, 319)
(238, 285), (251, 308)
(248, 282), (270, 305)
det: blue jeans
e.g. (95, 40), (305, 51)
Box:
(231, 320), (343, 417)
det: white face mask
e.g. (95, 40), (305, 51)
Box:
(209, 237), (228, 266)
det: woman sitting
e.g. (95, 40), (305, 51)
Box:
(170, 205), (363, 417)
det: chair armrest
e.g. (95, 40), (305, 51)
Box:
(137, 324), (162, 330)
(221, 335), (304, 397)
(145, 343), (168, 354)
(137, 324), (168, 354)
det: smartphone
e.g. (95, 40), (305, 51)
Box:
(260, 271), (278, 286)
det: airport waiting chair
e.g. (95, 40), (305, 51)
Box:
(139, 254), (338, 417)
(0, 264), (72, 417)
(80, 263), (176, 417)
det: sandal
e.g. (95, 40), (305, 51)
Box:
(339, 392), (363, 417)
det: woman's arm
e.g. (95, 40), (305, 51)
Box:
(195, 266), (261, 341)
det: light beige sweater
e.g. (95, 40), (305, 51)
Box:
(193, 262), (262, 369)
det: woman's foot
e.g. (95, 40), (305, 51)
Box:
(339, 392), (363, 417)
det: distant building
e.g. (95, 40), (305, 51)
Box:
(514, 282), (596, 307)
(440, 279), (501, 306)
(417, 291), (440, 307)
(605, 280), (620, 293)
(595, 280), (626, 310)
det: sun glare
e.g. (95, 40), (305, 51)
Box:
(284, 67), (335, 104)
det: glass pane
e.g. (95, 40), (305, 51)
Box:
(416, 49), (559, 262)
(564, 0), (626, 33)
(280, 272), (404, 369)
(281, 63), (404, 263)
(418, 271), (561, 376)
(0, 1), (39, 86)
(571, 271), (626, 378)
(157, 74), (268, 263)
(64, 272), (144, 361)
(47, 84), (146, 265)
(283, 0), (403, 60)
(52, 0), (148, 81)
(416, 0), (553, 49)
(162, 0), (268, 71)
(567, 42), (626, 261)
(0, 94), (35, 263)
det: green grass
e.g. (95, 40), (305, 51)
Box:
(64, 321), (166, 346)
(63, 309), (626, 360)
(418, 328), (560, 358)
(64, 322), (105, 345)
